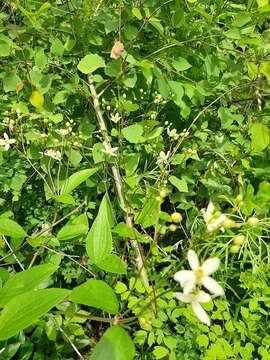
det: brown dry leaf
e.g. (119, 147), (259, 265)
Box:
(110, 41), (124, 60)
(16, 81), (24, 93)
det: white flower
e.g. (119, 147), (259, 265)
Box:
(101, 143), (118, 157)
(174, 250), (224, 296)
(174, 290), (212, 326)
(110, 113), (121, 124)
(43, 149), (62, 161)
(55, 129), (69, 136)
(156, 151), (170, 165)
(167, 128), (179, 140)
(202, 202), (227, 232)
(0, 133), (16, 151)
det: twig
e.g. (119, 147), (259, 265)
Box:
(87, 76), (149, 289)
(2, 235), (25, 270)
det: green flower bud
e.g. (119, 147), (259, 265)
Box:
(171, 212), (182, 223)
(230, 245), (240, 254)
(233, 235), (245, 245)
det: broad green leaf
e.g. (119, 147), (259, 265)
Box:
(260, 61), (270, 81)
(50, 38), (64, 57)
(257, 0), (268, 7)
(0, 264), (58, 307)
(0, 289), (70, 340)
(3, 72), (21, 92)
(0, 218), (27, 239)
(77, 54), (105, 74)
(172, 58), (192, 72)
(57, 224), (88, 241)
(97, 254), (127, 274)
(122, 124), (143, 143)
(62, 168), (97, 194)
(35, 49), (47, 70)
(169, 176), (188, 192)
(250, 123), (269, 152)
(168, 81), (184, 106)
(132, 8), (142, 20)
(136, 198), (160, 228)
(29, 91), (44, 109)
(69, 149), (82, 167)
(90, 326), (135, 360)
(113, 222), (141, 238)
(153, 346), (169, 359)
(86, 194), (113, 263)
(54, 194), (75, 205)
(70, 280), (119, 314)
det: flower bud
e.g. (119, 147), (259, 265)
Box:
(247, 217), (259, 226)
(230, 245), (240, 254)
(236, 194), (243, 202)
(171, 212), (182, 223)
(159, 189), (167, 198)
(233, 235), (245, 245)
(169, 224), (177, 232)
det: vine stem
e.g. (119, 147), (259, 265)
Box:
(87, 76), (149, 288)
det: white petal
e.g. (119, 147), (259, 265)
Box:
(191, 301), (210, 326)
(3, 133), (9, 140)
(0, 140), (5, 146)
(173, 270), (196, 293)
(187, 250), (199, 270)
(201, 276), (224, 296)
(173, 292), (192, 303)
(203, 202), (215, 221)
(9, 139), (16, 144)
(4, 143), (9, 151)
(201, 257), (220, 275)
(196, 290), (212, 303)
(211, 214), (227, 229)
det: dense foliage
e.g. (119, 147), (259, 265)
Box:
(0, 0), (270, 359)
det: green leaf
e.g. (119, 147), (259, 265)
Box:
(196, 334), (209, 348)
(168, 81), (184, 106)
(132, 8), (143, 20)
(54, 194), (76, 205)
(3, 72), (21, 92)
(0, 218), (27, 239)
(169, 176), (188, 192)
(0, 264), (58, 307)
(97, 254), (127, 274)
(77, 54), (105, 74)
(0, 289), (70, 340)
(260, 61), (270, 81)
(35, 49), (47, 71)
(86, 194), (113, 263)
(50, 38), (64, 57)
(122, 124), (143, 143)
(136, 198), (160, 228)
(69, 149), (82, 167)
(70, 280), (119, 314)
(62, 168), (97, 194)
(153, 346), (169, 359)
(113, 222), (141, 238)
(172, 57), (192, 71)
(90, 326), (135, 360)
(57, 224), (88, 241)
(250, 123), (270, 152)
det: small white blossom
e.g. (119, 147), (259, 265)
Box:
(101, 143), (118, 157)
(167, 128), (179, 140)
(42, 149), (62, 161)
(0, 133), (16, 151)
(174, 250), (224, 296)
(156, 151), (170, 165)
(174, 290), (212, 326)
(202, 202), (227, 232)
(55, 129), (69, 136)
(110, 113), (121, 124)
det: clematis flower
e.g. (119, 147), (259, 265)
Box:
(167, 128), (179, 140)
(156, 151), (170, 165)
(55, 129), (69, 136)
(174, 290), (212, 326)
(101, 143), (118, 157)
(202, 202), (227, 232)
(42, 149), (62, 161)
(110, 113), (121, 124)
(174, 250), (224, 296)
(0, 133), (16, 151)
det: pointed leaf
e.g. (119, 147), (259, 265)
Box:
(62, 168), (97, 194)
(0, 289), (70, 340)
(0, 264), (58, 307)
(90, 326), (135, 360)
(0, 218), (27, 239)
(77, 54), (105, 74)
(97, 254), (127, 274)
(70, 280), (119, 314)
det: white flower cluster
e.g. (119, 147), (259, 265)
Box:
(156, 151), (170, 165)
(40, 149), (62, 161)
(173, 250), (224, 326)
(101, 142), (118, 157)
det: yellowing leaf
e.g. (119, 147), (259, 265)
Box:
(29, 90), (44, 109)
(259, 62), (270, 81)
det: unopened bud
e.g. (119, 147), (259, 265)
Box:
(169, 224), (177, 232)
(247, 217), (259, 226)
(230, 245), (240, 254)
(159, 189), (167, 198)
(171, 212), (182, 223)
(233, 235), (245, 245)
